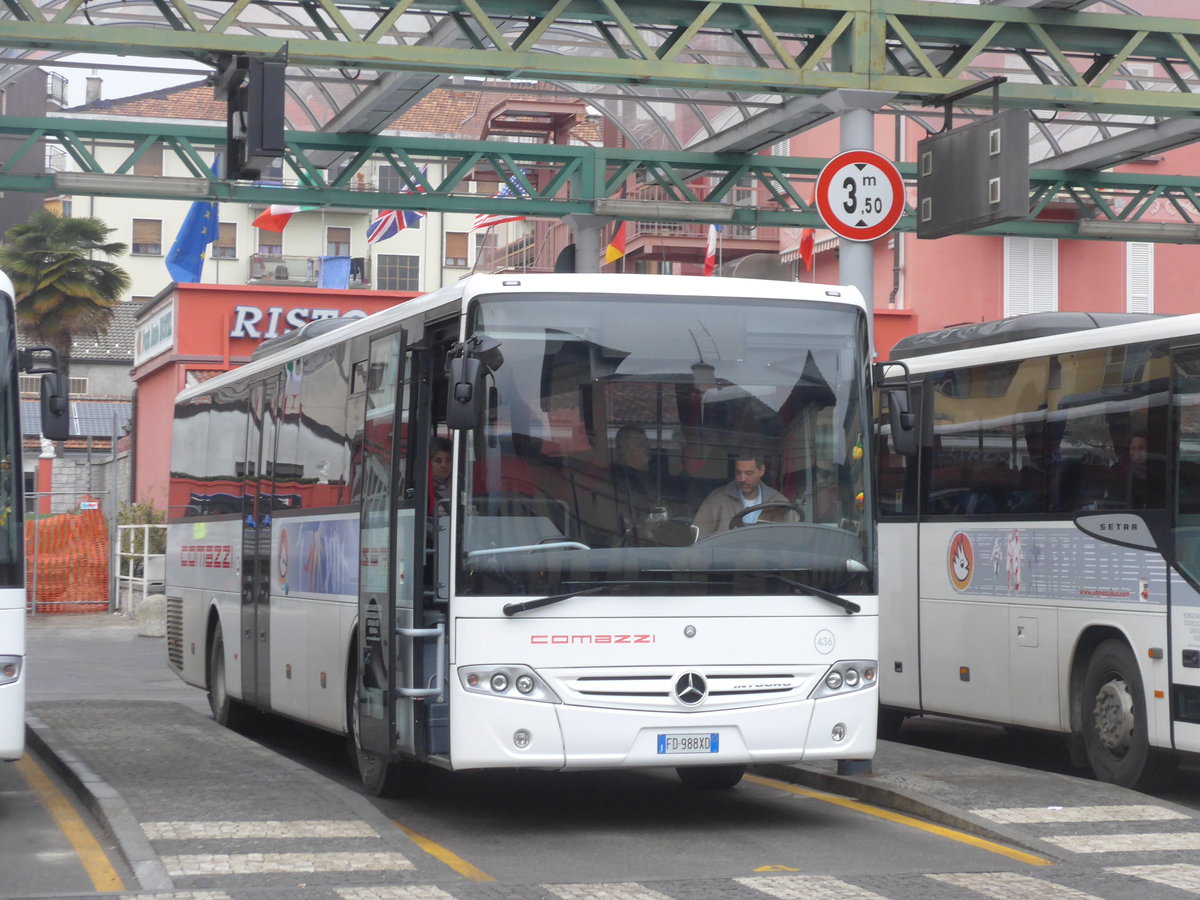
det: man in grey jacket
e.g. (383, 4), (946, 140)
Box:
(692, 451), (799, 540)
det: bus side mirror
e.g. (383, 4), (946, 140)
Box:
(885, 388), (917, 457)
(40, 372), (70, 441)
(447, 356), (483, 431)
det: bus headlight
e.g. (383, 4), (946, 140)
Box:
(0, 656), (21, 685)
(459, 665), (561, 703)
(810, 660), (877, 699)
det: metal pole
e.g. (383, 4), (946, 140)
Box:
(561, 214), (612, 274)
(827, 89), (895, 776)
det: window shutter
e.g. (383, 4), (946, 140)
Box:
(132, 219), (161, 245)
(1126, 242), (1153, 313)
(1005, 237), (1057, 316)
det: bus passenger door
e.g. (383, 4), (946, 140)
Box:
(240, 376), (281, 709)
(1171, 349), (1200, 751)
(356, 326), (428, 760)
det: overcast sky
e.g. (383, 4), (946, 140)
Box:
(46, 54), (207, 107)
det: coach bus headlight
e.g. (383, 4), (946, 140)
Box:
(811, 660), (877, 700)
(459, 665), (561, 703)
(0, 656), (20, 684)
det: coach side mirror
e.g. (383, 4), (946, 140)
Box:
(40, 372), (70, 442)
(884, 388), (917, 457)
(447, 356), (483, 431)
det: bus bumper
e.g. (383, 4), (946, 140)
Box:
(448, 682), (876, 770)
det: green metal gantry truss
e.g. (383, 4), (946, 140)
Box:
(2, 0), (1200, 239)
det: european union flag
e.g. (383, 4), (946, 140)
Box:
(165, 159), (220, 284)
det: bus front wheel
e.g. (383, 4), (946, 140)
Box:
(347, 655), (406, 797)
(676, 764), (745, 789)
(1079, 638), (1173, 790)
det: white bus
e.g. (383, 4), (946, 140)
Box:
(0, 272), (70, 760)
(877, 310), (1200, 789)
(166, 273), (879, 793)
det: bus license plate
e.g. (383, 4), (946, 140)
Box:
(657, 733), (719, 754)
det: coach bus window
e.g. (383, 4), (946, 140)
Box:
(926, 358), (1050, 517)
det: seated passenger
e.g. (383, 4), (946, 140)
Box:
(693, 451), (799, 540)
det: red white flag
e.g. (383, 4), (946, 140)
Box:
(252, 205), (317, 233)
(799, 185), (816, 272)
(703, 224), (721, 276)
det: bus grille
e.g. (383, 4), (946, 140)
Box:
(547, 666), (825, 711)
(165, 596), (184, 672)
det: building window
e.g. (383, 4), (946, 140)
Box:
(132, 219), (162, 255)
(445, 232), (469, 267)
(262, 158), (284, 184)
(376, 254), (420, 291)
(327, 226), (351, 257)
(1126, 242), (1154, 313)
(1004, 237), (1057, 316)
(133, 144), (163, 177)
(214, 223), (237, 259)
(20, 375), (87, 395)
(378, 166), (403, 193)
(257, 230), (282, 257)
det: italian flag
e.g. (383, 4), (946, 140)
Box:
(252, 204), (318, 232)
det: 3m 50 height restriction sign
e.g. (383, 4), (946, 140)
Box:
(815, 150), (905, 243)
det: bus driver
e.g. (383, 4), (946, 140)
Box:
(692, 450), (798, 540)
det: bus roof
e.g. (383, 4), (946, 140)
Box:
(175, 273), (865, 406)
(889, 312), (1164, 360)
(887, 310), (1200, 376)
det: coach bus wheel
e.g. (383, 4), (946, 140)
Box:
(346, 660), (406, 797)
(676, 764), (746, 789)
(1079, 639), (1174, 790)
(207, 629), (253, 731)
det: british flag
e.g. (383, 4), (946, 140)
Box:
(366, 166), (427, 244)
(366, 208), (424, 243)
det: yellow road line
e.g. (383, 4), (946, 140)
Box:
(14, 754), (125, 892)
(392, 820), (497, 881)
(745, 773), (1053, 867)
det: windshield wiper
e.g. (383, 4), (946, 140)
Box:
(767, 573), (860, 615)
(502, 583), (632, 617)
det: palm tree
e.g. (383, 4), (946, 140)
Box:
(0, 209), (131, 380)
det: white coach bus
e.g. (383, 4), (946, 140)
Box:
(0, 271), (70, 760)
(166, 273), (879, 793)
(877, 310), (1200, 789)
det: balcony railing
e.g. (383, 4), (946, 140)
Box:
(249, 253), (370, 286)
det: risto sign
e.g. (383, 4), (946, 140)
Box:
(229, 305), (367, 340)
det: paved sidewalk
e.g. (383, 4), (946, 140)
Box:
(24, 613), (1200, 897)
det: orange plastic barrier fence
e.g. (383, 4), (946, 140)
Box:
(25, 508), (110, 614)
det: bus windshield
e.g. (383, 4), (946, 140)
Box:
(460, 292), (873, 597)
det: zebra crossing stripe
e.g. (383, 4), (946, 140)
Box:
(543, 883), (677, 900)
(336, 887), (458, 900)
(737, 873), (891, 899)
(160, 851), (414, 876)
(142, 820), (378, 840)
(1108, 864), (1200, 893)
(972, 805), (1191, 825)
(928, 872), (1103, 899)
(1043, 832), (1200, 853)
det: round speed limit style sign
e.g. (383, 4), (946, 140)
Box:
(814, 149), (905, 242)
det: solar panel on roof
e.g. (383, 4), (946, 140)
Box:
(19, 399), (131, 438)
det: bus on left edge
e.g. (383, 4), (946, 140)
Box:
(0, 270), (71, 761)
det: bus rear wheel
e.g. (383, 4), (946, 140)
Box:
(1079, 638), (1174, 790)
(346, 656), (407, 797)
(207, 628), (254, 731)
(676, 764), (745, 789)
